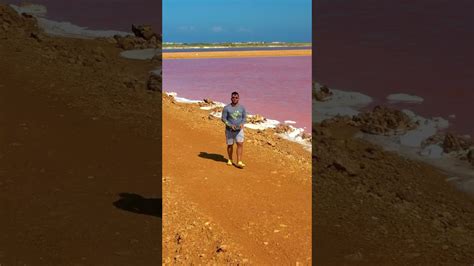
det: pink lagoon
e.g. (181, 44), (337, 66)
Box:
(163, 56), (312, 131)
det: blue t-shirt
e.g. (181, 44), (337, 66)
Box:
(221, 104), (247, 130)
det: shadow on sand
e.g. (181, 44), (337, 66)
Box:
(198, 152), (245, 169)
(113, 193), (162, 218)
(198, 152), (228, 163)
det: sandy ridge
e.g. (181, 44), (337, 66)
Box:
(163, 49), (312, 59)
(163, 96), (312, 264)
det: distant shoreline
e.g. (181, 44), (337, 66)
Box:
(163, 42), (311, 49)
(163, 49), (312, 59)
(164, 46), (312, 53)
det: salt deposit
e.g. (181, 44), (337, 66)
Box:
(387, 93), (424, 103)
(313, 89), (373, 122)
(36, 18), (131, 39)
(121, 49), (159, 60)
(10, 4), (131, 39)
(10, 4), (47, 17)
(166, 92), (310, 148)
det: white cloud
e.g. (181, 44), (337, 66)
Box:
(211, 26), (224, 33)
(237, 27), (252, 33)
(177, 25), (196, 31)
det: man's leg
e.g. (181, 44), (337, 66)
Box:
(236, 129), (245, 167)
(227, 144), (233, 161)
(225, 129), (234, 163)
(236, 142), (243, 163)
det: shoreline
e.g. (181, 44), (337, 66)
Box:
(313, 82), (474, 197)
(163, 49), (312, 59)
(163, 42), (311, 48)
(165, 92), (312, 151)
(164, 46), (311, 50)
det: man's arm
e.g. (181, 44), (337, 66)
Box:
(240, 107), (247, 128)
(221, 107), (232, 127)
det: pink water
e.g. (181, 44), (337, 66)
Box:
(314, 0), (474, 136)
(6, 0), (161, 33)
(164, 56), (312, 130)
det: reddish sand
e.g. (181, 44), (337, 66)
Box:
(163, 49), (312, 59)
(1, 5), (161, 264)
(162, 97), (312, 264)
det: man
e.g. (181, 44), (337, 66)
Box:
(221, 91), (247, 168)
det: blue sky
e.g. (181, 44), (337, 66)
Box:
(163, 0), (311, 43)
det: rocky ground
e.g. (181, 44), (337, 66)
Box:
(313, 84), (474, 265)
(1, 4), (162, 265)
(162, 95), (312, 264)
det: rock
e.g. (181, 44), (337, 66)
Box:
(211, 106), (223, 112)
(101, 36), (117, 44)
(421, 133), (444, 148)
(151, 53), (162, 64)
(91, 47), (106, 63)
(175, 233), (183, 244)
(313, 83), (333, 101)
(123, 77), (140, 90)
(199, 98), (215, 107)
(0, 4), (37, 36)
(332, 160), (347, 171)
(203, 98), (214, 104)
(332, 159), (358, 176)
(30, 32), (43, 42)
(146, 72), (161, 92)
(467, 149), (474, 166)
(353, 106), (416, 135)
(267, 140), (276, 147)
(274, 124), (292, 134)
(247, 114), (266, 124)
(216, 244), (228, 253)
(132, 24), (156, 41)
(443, 133), (462, 153)
(21, 13), (34, 19)
(442, 133), (472, 153)
(114, 26), (161, 50)
(114, 35), (136, 50)
(301, 132), (312, 140)
(92, 47), (105, 57)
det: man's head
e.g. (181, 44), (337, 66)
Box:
(231, 91), (239, 105)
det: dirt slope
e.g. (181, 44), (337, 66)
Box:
(1, 4), (161, 265)
(312, 120), (474, 265)
(162, 98), (312, 264)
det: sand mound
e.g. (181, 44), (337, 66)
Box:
(353, 105), (417, 135)
(312, 82), (333, 101)
(147, 71), (162, 92)
(468, 149), (474, 166)
(312, 121), (474, 264)
(0, 4), (39, 37)
(1, 3), (163, 264)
